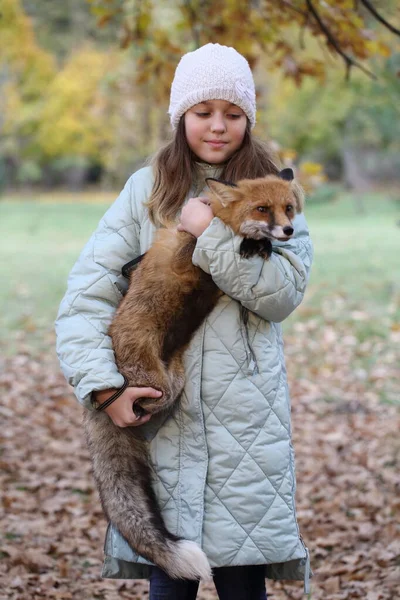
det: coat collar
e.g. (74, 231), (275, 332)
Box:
(193, 162), (223, 196)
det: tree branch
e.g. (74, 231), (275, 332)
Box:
(279, 0), (308, 18)
(360, 0), (400, 36)
(316, 33), (336, 67)
(305, 0), (376, 79)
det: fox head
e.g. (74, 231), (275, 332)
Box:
(206, 168), (304, 241)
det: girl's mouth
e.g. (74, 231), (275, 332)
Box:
(206, 140), (227, 149)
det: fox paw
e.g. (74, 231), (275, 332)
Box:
(240, 238), (259, 258)
(132, 404), (148, 418)
(240, 238), (272, 260)
(257, 239), (272, 259)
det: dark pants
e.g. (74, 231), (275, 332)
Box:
(149, 565), (267, 600)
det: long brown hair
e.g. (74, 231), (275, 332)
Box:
(147, 118), (280, 227)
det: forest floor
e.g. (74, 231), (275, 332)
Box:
(0, 314), (399, 600)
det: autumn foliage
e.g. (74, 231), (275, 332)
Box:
(89, 0), (398, 91)
(1, 0), (399, 187)
(1, 318), (399, 598)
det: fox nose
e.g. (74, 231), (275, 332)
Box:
(283, 226), (294, 236)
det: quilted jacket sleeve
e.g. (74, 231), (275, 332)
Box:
(55, 174), (144, 410)
(192, 212), (313, 323)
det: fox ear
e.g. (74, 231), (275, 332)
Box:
(278, 168), (294, 181)
(206, 178), (239, 207)
(278, 168), (304, 212)
(292, 181), (305, 213)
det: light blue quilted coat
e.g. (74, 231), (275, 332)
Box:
(55, 165), (313, 592)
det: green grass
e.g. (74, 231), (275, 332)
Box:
(292, 194), (400, 328)
(0, 199), (110, 350)
(0, 190), (399, 352)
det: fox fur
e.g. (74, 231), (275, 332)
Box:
(83, 168), (304, 580)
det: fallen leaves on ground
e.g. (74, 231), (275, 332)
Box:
(0, 315), (399, 599)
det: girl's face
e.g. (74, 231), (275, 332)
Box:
(184, 100), (247, 164)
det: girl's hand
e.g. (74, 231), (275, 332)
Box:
(93, 386), (162, 428)
(177, 197), (214, 238)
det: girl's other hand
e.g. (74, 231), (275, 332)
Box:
(93, 387), (162, 427)
(177, 196), (213, 238)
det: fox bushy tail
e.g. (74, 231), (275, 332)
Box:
(83, 410), (211, 580)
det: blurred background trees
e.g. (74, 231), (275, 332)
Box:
(0, 0), (399, 191)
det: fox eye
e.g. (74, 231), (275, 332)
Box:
(286, 204), (294, 213)
(257, 206), (268, 213)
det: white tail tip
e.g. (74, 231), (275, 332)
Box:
(166, 539), (212, 581)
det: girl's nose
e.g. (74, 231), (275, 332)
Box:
(210, 114), (227, 133)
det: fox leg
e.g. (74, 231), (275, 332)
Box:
(132, 352), (186, 417)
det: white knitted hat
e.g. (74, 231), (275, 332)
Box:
(168, 43), (256, 130)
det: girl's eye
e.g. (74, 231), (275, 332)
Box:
(257, 206), (268, 213)
(195, 112), (210, 117)
(227, 114), (242, 119)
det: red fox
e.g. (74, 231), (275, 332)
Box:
(83, 168), (304, 581)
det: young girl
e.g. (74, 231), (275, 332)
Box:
(56, 43), (313, 600)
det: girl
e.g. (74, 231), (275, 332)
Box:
(56, 43), (313, 600)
